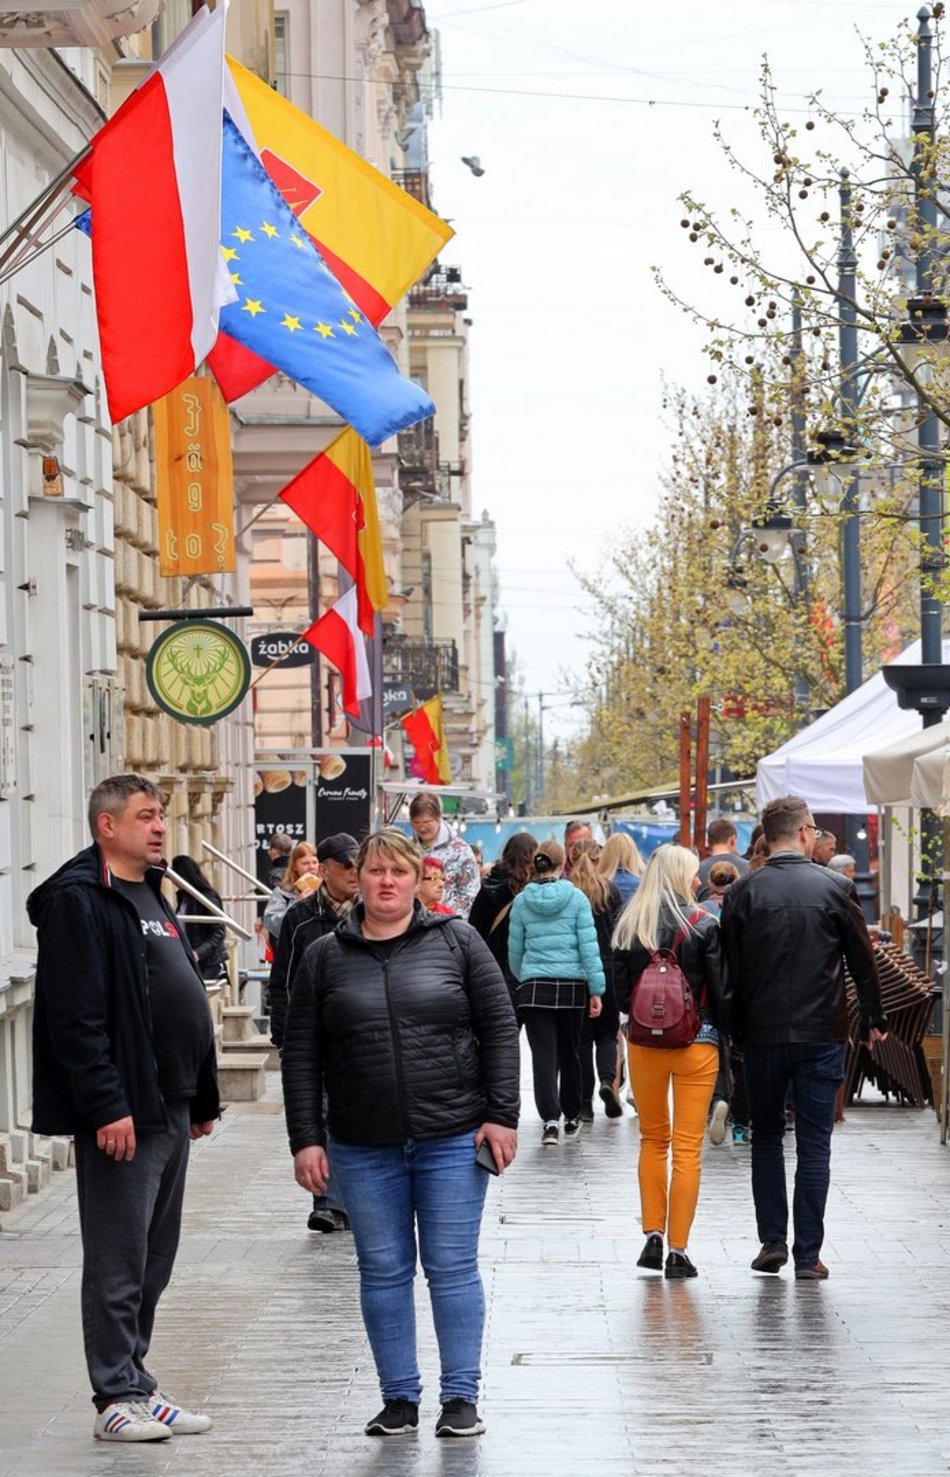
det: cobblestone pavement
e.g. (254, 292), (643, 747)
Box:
(2, 1068), (950, 1477)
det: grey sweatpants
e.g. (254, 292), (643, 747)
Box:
(73, 1100), (191, 1408)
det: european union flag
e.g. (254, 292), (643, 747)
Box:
(218, 113), (434, 446)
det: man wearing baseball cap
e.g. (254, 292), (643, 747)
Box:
(268, 833), (360, 1231)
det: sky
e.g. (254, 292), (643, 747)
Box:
(421, 0), (923, 740)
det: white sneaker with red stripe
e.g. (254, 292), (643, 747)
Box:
(93, 1401), (171, 1442)
(147, 1391), (213, 1434)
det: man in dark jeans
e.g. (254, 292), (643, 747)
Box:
(720, 795), (887, 1280)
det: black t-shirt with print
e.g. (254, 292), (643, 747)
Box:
(113, 878), (214, 1102)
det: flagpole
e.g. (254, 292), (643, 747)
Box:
(0, 149), (90, 264)
(0, 217), (84, 288)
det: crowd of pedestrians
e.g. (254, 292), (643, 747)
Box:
(26, 775), (890, 1448)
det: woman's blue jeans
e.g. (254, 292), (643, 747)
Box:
(328, 1132), (489, 1405)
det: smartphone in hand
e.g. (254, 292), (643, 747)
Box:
(475, 1138), (501, 1175)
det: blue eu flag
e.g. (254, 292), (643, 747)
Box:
(218, 114), (434, 446)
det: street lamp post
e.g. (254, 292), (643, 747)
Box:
(837, 168), (863, 698)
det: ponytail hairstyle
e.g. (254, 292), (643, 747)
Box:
(532, 839), (565, 879)
(569, 847), (612, 914)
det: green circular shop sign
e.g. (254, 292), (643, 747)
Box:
(146, 620), (251, 725)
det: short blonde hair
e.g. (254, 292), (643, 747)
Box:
(357, 828), (423, 878)
(408, 792), (441, 822)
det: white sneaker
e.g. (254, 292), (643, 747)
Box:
(148, 1391), (213, 1434)
(708, 1099), (729, 1146)
(93, 1401), (171, 1442)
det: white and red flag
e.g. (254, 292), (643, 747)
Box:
(73, 4), (230, 423)
(301, 587), (372, 719)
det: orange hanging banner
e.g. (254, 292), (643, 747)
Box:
(154, 375), (236, 577)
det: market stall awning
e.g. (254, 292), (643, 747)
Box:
(862, 716), (950, 806)
(756, 639), (950, 814)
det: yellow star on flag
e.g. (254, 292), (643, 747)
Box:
(260, 222), (280, 239)
(221, 245), (239, 263)
(290, 234), (306, 250)
(339, 320), (357, 336)
(314, 322), (335, 339)
(241, 298), (265, 317)
(348, 308), (362, 323)
(281, 313), (302, 333)
(230, 272), (243, 286)
(233, 226), (254, 243)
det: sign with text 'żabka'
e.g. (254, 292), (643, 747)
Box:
(154, 375), (236, 577)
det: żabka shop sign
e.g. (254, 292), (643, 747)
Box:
(250, 632), (314, 668)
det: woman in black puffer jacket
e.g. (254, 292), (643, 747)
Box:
(282, 828), (520, 1441)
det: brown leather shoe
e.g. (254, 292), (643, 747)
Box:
(794, 1259), (829, 1281)
(751, 1241), (788, 1273)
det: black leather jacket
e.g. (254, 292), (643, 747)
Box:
(720, 851), (886, 1046)
(612, 904), (730, 1035)
(281, 903), (520, 1153)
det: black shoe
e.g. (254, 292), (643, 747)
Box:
(751, 1240), (789, 1274)
(637, 1233), (664, 1271)
(599, 1082), (624, 1118)
(664, 1251), (698, 1279)
(308, 1206), (349, 1233)
(365, 1400), (419, 1436)
(435, 1399), (485, 1438)
(563, 1118), (583, 1140)
(579, 1103), (595, 1123)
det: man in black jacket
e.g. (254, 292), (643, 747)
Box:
(269, 831), (359, 1231)
(29, 775), (218, 1443)
(720, 794), (887, 1281)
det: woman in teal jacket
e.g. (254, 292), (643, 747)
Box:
(508, 840), (605, 1146)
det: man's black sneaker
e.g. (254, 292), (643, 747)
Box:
(364, 1400), (419, 1436)
(599, 1082), (624, 1118)
(563, 1118), (583, 1140)
(308, 1206), (349, 1233)
(751, 1240), (789, 1274)
(435, 1399), (485, 1437)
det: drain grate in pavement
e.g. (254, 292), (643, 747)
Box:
(511, 1351), (713, 1366)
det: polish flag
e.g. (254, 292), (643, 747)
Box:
(301, 587), (372, 719)
(72, 4), (230, 423)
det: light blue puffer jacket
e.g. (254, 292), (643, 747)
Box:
(508, 880), (606, 995)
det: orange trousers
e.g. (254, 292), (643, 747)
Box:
(627, 1040), (719, 1250)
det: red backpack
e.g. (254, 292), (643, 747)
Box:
(625, 911), (706, 1049)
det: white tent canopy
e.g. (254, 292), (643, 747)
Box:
(756, 639), (950, 813)
(862, 715), (950, 807)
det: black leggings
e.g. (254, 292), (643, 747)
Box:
(522, 1006), (585, 1123)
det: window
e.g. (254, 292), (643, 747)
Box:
(274, 14), (289, 97)
(151, 0), (198, 57)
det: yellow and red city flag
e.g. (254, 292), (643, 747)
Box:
(208, 55), (454, 401)
(153, 375), (236, 577)
(278, 428), (387, 637)
(401, 695), (451, 785)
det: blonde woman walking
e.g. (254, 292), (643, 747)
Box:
(598, 832), (643, 906)
(612, 845), (729, 1279)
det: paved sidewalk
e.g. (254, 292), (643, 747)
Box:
(1, 1071), (950, 1476)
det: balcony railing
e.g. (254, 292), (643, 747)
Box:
(383, 634), (459, 696)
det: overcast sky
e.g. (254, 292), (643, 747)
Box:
(422, 0), (921, 737)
